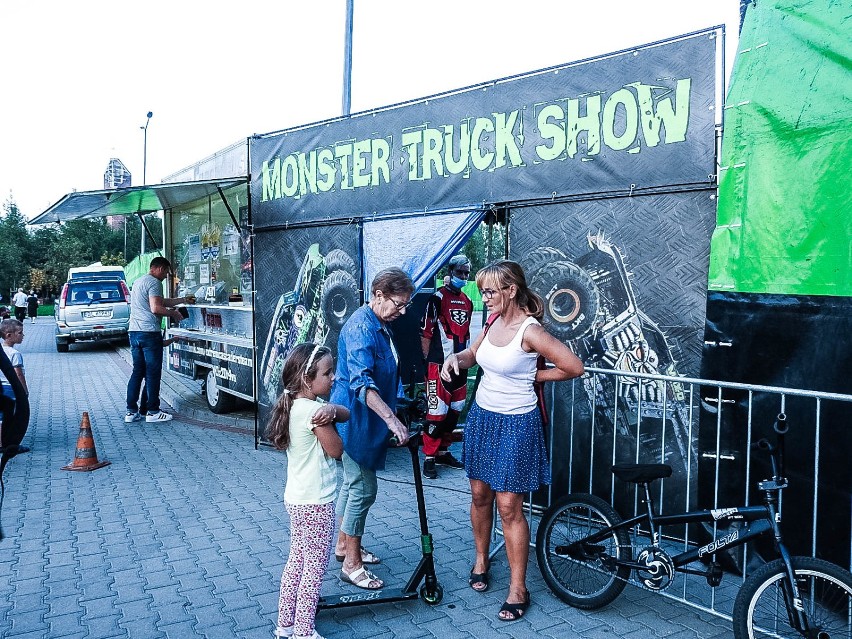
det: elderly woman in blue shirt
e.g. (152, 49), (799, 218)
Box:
(331, 267), (414, 590)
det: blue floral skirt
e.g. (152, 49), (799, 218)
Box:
(463, 401), (551, 493)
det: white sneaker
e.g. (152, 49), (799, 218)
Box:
(145, 411), (173, 423)
(274, 626), (294, 638)
(124, 412), (142, 423)
(294, 632), (324, 639)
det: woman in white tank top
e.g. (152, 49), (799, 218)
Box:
(441, 260), (584, 622)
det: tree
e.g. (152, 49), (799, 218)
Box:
(0, 194), (33, 300)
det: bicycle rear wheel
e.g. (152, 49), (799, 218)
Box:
(535, 494), (632, 609)
(733, 555), (852, 638)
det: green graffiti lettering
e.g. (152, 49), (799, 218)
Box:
(261, 158), (281, 202)
(536, 104), (566, 161)
(335, 142), (354, 190)
(422, 128), (444, 179)
(352, 139), (372, 188)
(281, 155), (299, 197)
(297, 151), (318, 197)
(494, 110), (523, 169)
(444, 122), (471, 175)
(371, 138), (391, 186)
(630, 79), (691, 147)
(401, 130), (423, 181)
(317, 148), (335, 192)
(567, 94), (602, 158)
(602, 88), (639, 151)
(470, 117), (495, 171)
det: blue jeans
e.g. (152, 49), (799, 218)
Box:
(335, 452), (378, 538)
(126, 331), (164, 414)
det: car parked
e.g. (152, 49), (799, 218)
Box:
(55, 278), (131, 352)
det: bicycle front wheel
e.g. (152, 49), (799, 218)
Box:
(535, 494), (632, 609)
(733, 555), (852, 638)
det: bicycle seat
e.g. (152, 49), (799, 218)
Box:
(611, 464), (672, 484)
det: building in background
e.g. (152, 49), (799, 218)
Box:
(103, 158), (131, 230)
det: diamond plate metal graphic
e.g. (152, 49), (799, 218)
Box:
(510, 189), (715, 508)
(254, 225), (360, 424)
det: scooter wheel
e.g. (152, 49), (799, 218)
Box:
(420, 583), (443, 605)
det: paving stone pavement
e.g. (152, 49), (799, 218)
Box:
(0, 318), (734, 638)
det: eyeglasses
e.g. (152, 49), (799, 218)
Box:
(388, 297), (413, 310)
(479, 286), (510, 300)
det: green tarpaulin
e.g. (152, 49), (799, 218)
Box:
(709, 0), (852, 296)
(124, 251), (162, 288)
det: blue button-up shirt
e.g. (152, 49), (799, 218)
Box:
(330, 304), (400, 471)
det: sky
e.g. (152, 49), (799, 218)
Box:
(0, 1), (740, 221)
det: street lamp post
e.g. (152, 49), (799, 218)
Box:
(140, 111), (153, 254)
(342, 0), (353, 116)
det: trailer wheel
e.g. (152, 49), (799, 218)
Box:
(322, 270), (359, 331)
(206, 369), (236, 414)
(323, 249), (356, 274)
(530, 260), (600, 341)
(524, 246), (569, 278)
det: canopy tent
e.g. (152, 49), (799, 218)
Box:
(29, 178), (246, 225)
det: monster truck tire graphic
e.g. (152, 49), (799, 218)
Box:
(322, 269), (359, 331)
(323, 249), (356, 274)
(530, 260), (600, 341)
(525, 246), (569, 277)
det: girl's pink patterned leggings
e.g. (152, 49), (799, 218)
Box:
(278, 501), (335, 636)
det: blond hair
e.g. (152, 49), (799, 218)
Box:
(475, 259), (543, 320)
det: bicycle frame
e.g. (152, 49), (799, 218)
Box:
(563, 415), (818, 635)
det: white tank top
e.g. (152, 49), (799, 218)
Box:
(475, 316), (539, 414)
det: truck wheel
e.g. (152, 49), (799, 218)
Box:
(524, 246), (568, 278)
(206, 369), (236, 414)
(56, 341), (70, 353)
(323, 249), (356, 274)
(530, 260), (600, 341)
(322, 270), (359, 331)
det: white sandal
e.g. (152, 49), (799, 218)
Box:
(340, 566), (383, 589)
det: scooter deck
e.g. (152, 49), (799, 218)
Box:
(318, 587), (419, 609)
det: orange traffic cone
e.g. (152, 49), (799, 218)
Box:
(61, 412), (110, 472)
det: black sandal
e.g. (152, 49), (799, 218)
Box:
(468, 565), (490, 592)
(498, 592), (531, 621)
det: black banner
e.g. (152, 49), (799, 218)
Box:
(509, 190), (716, 510)
(253, 225), (361, 432)
(250, 31), (717, 227)
(699, 292), (852, 566)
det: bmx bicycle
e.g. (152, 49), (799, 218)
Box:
(535, 413), (852, 638)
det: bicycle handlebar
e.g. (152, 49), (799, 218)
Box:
(749, 413), (787, 481)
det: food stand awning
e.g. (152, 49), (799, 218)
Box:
(29, 178), (247, 224)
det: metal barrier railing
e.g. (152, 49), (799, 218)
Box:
(491, 366), (852, 619)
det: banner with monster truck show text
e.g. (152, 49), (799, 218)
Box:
(253, 225), (361, 431)
(250, 30), (719, 227)
(509, 189), (716, 510)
